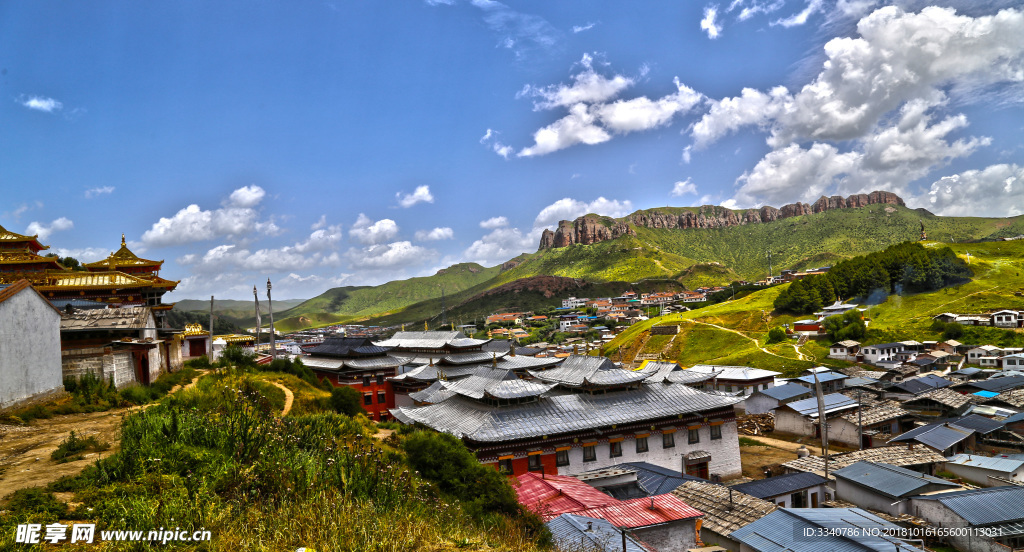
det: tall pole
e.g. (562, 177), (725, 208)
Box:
(857, 389), (864, 451)
(813, 371), (830, 480)
(209, 295), (214, 359)
(267, 279), (276, 360)
(254, 286), (261, 356)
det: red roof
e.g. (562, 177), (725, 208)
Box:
(515, 472), (617, 520)
(584, 494), (702, 528)
(514, 473), (702, 527)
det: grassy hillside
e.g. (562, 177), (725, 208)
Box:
(272, 263), (501, 332)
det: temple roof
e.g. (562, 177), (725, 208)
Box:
(0, 224), (48, 252)
(304, 336), (393, 357)
(83, 235), (162, 270)
(39, 271), (178, 290)
(440, 366), (555, 400)
(528, 355), (652, 388)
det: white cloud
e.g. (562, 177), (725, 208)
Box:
(592, 78), (703, 133)
(25, 217), (73, 240)
(733, 143), (861, 207)
(922, 164), (1024, 217)
(480, 216), (509, 229)
(518, 103), (611, 157)
(228, 185), (266, 208)
(572, 22), (596, 33)
(463, 226), (539, 265)
(396, 185), (434, 208)
(700, 5), (723, 39)
(346, 241), (434, 269)
(349, 213), (399, 245)
(470, 0), (561, 58)
(671, 178), (698, 197)
(49, 247), (107, 263)
(737, 0), (785, 21)
(518, 53), (633, 111)
(311, 215), (328, 230)
(492, 142), (514, 158)
(295, 223), (344, 253)
(425, 0), (455, 5)
(682, 146), (692, 164)
(772, 0), (824, 27)
(534, 197), (634, 228)
(18, 95), (63, 113)
(84, 186), (115, 199)
(415, 227), (455, 241)
(694, 6), (1024, 148)
(480, 128), (495, 143)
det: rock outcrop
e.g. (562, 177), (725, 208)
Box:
(538, 191), (905, 250)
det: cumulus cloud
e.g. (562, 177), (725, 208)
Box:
(700, 5), (723, 39)
(772, 0), (824, 27)
(463, 227), (538, 265)
(736, 0), (785, 21)
(671, 179), (698, 197)
(346, 241), (434, 269)
(50, 247), (108, 263)
(84, 186), (115, 199)
(182, 222), (344, 273)
(516, 58), (703, 157)
(480, 216), (509, 229)
(18, 95), (63, 113)
(141, 185), (274, 247)
(349, 213), (399, 245)
(694, 6), (1024, 148)
(534, 197), (634, 228)
(733, 143), (861, 207)
(518, 53), (633, 111)
(25, 217), (73, 240)
(396, 185), (434, 208)
(921, 164), (1024, 217)
(470, 0), (562, 58)
(415, 227), (455, 241)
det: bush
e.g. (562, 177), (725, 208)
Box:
(329, 386), (365, 417)
(51, 431), (110, 463)
(766, 327), (787, 344)
(942, 323), (964, 340)
(119, 384), (155, 406)
(3, 488), (68, 518)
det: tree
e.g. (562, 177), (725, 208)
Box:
(766, 327), (787, 344)
(823, 310), (866, 342)
(329, 386), (365, 417)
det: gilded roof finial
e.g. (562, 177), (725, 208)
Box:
(121, 234), (126, 247)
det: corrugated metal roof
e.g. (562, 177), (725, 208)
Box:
(913, 486), (1024, 526)
(730, 472), (828, 499)
(547, 514), (650, 552)
(832, 461), (960, 498)
(892, 374), (952, 395)
(303, 337), (391, 357)
(516, 472), (618, 520)
(408, 381), (456, 404)
(966, 375), (1024, 393)
(794, 372), (848, 385)
(688, 364), (780, 380)
(731, 508), (924, 552)
(392, 383), (740, 443)
(374, 331), (489, 350)
(641, 362), (719, 385)
(583, 494), (702, 529)
(529, 355), (650, 388)
(757, 383), (812, 401)
(946, 454), (1024, 474)
(440, 351), (505, 365)
(782, 393), (859, 417)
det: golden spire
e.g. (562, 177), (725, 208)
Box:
(121, 233), (126, 247)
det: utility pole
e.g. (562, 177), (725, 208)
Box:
(209, 295), (214, 359)
(857, 389), (864, 451)
(267, 279), (276, 360)
(813, 371), (830, 480)
(254, 286), (261, 355)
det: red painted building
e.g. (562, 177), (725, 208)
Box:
(303, 337), (407, 421)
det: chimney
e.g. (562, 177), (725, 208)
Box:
(586, 521), (593, 532)
(649, 497), (655, 510)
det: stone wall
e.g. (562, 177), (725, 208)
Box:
(62, 347), (137, 388)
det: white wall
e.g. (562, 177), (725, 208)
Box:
(835, 480), (911, 516)
(943, 462), (1024, 486)
(0, 288), (63, 409)
(910, 499), (1014, 552)
(62, 348), (135, 387)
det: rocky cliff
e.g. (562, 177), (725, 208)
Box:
(538, 191), (905, 250)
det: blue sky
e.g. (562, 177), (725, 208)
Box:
(3, 0), (1024, 300)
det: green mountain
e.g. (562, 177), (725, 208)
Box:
(269, 203), (1024, 332)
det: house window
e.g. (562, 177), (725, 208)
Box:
(377, 390), (386, 404)
(663, 432), (675, 449)
(556, 450), (569, 467)
(636, 437), (649, 453)
(528, 454), (542, 471)
(376, 374), (385, 385)
(498, 459), (513, 473)
(583, 445), (596, 462)
(363, 394), (373, 405)
(688, 428), (700, 444)
(711, 425), (722, 440)
(610, 441), (623, 458)
(362, 375), (371, 387)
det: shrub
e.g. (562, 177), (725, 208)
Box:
(766, 327), (787, 344)
(3, 488), (68, 518)
(51, 430), (110, 463)
(329, 386), (365, 417)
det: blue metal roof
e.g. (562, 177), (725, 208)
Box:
(547, 514), (649, 552)
(1005, 412), (1024, 424)
(758, 383), (812, 401)
(794, 372), (848, 385)
(833, 461), (960, 499)
(730, 472), (828, 499)
(891, 374), (952, 395)
(607, 461), (704, 496)
(974, 390), (1000, 398)
(912, 486), (1024, 526)
(731, 508), (924, 552)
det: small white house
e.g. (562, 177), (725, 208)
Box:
(860, 342), (905, 365)
(829, 340), (860, 361)
(991, 310), (1021, 328)
(0, 280), (63, 410)
(943, 454), (1024, 486)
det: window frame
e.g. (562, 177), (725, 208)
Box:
(556, 450), (569, 467)
(663, 432), (675, 449)
(583, 445), (597, 462)
(710, 424), (722, 440)
(635, 436), (649, 454)
(377, 390), (386, 404)
(609, 441), (623, 458)
(688, 428), (700, 444)
(363, 393), (373, 406)
(527, 454), (542, 472)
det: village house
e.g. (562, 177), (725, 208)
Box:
(829, 400), (912, 449)
(943, 454), (1024, 486)
(687, 365), (779, 397)
(909, 486), (1024, 552)
(392, 355), (744, 479)
(515, 472), (703, 552)
(789, 371), (848, 394)
(730, 508), (926, 552)
(730, 472), (829, 508)
(829, 340), (861, 361)
(832, 461), (962, 516)
(860, 342), (905, 365)
(782, 445), (947, 478)
(741, 383), (811, 415)
(991, 309), (1022, 328)
(889, 419), (977, 456)
(670, 480), (777, 552)
(60, 306), (178, 387)
(561, 297), (588, 309)
(0, 280), (63, 410)
(774, 393), (860, 438)
(901, 387), (972, 420)
(571, 461), (705, 499)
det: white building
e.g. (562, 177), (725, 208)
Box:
(0, 280), (63, 410)
(860, 342), (905, 365)
(561, 297), (588, 309)
(943, 454), (1024, 486)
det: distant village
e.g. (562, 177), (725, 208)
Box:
(6, 225), (1024, 552)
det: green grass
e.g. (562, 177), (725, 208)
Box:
(50, 431), (110, 463)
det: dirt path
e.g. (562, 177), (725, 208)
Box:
(683, 319), (799, 362)
(926, 285), (1002, 315)
(268, 381), (294, 416)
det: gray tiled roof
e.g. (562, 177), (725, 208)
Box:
(440, 366), (554, 400)
(441, 351), (505, 365)
(670, 481), (777, 537)
(730, 472), (828, 499)
(904, 387), (971, 410)
(782, 446), (946, 476)
(731, 508), (924, 552)
(374, 331), (490, 350)
(840, 401), (908, 426)
(391, 383), (740, 443)
(641, 361), (719, 385)
(832, 461), (960, 498)
(912, 486), (1024, 526)
(529, 355), (650, 388)
(408, 381), (456, 404)
(794, 372), (848, 385)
